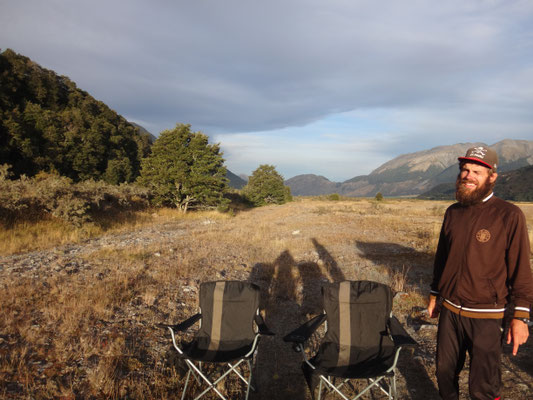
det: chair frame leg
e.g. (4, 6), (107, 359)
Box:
(184, 359), (228, 400)
(317, 371), (396, 400)
(317, 377), (324, 400)
(244, 359), (253, 400)
(180, 358), (255, 400)
(181, 369), (192, 400)
(169, 326), (261, 400)
(319, 376), (351, 400)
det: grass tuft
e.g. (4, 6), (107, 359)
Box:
(1, 198), (532, 398)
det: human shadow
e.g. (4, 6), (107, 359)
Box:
(355, 240), (434, 291)
(355, 240), (440, 399)
(311, 238), (345, 283)
(248, 240), (345, 400)
(248, 250), (308, 400)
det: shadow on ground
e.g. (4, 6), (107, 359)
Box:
(355, 240), (433, 283)
(355, 240), (440, 399)
(248, 239), (345, 400)
(168, 239), (439, 399)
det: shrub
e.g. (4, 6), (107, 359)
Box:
(0, 165), (151, 227)
(242, 165), (292, 206)
(327, 193), (340, 201)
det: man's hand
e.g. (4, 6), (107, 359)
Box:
(427, 296), (441, 318)
(507, 319), (530, 356)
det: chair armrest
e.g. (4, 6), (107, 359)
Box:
(388, 316), (417, 346)
(157, 313), (202, 332)
(283, 313), (326, 344)
(255, 313), (275, 336)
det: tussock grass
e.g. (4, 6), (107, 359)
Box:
(0, 208), (233, 257)
(0, 218), (94, 255)
(0, 198), (531, 399)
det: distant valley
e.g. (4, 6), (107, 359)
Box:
(2, 49), (531, 201)
(284, 139), (533, 199)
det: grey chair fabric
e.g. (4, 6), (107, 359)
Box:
(284, 280), (416, 400)
(161, 280), (273, 400)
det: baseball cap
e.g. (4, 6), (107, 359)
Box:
(458, 146), (498, 170)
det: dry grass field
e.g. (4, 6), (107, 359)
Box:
(1, 198), (532, 399)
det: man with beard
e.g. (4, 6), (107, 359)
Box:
(427, 146), (533, 400)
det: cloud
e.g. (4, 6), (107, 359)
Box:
(2, 0), (533, 180)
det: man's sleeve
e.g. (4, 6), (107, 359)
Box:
(507, 209), (533, 319)
(430, 211), (449, 299)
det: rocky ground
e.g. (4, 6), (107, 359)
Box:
(1, 199), (532, 399)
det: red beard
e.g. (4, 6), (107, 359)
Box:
(455, 174), (494, 206)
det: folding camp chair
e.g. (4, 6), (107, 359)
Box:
(160, 281), (273, 400)
(284, 280), (416, 400)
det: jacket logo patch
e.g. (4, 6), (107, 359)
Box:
(476, 229), (491, 243)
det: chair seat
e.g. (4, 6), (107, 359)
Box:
(162, 281), (270, 400)
(181, 338), (255, 362)
(284, 281), (416, 399)
(310, 342), (397, 378)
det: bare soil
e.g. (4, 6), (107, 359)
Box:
(1, 199), (532, 399)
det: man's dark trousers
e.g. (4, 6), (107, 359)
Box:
(436, 307), (503, 400)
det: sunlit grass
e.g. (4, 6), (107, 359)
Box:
(0, 198), (531, 398)
(0, 218), (98, 256)
(0, 207), (235, 256)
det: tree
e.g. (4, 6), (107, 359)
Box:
(137, 124), (228, 212)
(0, 49), (145, 182)
(375, 192), (384, 201)
(242, 164), (292, 206)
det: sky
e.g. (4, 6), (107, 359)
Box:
(2, 0), (533, 181)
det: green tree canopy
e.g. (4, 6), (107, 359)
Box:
(242, 164), (292, 206)
(0, 48), (150, 183)
(137, 124), (228, 212)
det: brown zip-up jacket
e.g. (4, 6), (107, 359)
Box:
(430, 195), (533, 319)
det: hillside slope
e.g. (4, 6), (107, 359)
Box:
(0, 49), (151, 183)
(285, 174), (341, 196)
(285, 140), (533, 197)
(419, 164), (533, 201)
(226, 169), (247, 189)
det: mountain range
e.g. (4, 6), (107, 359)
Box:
(4, 49), (531, 200)
(419, 164), (533, 201)
(285, 139), (533, 197)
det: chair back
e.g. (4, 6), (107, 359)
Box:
(321, 280), (394, 368)
(196, 281), (260, 352)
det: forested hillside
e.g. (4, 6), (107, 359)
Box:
(0, 49), (152, 183)
(418, 165), (533, 201)
(286, 140), (533, 197)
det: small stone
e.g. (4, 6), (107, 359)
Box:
(418, 324), (438, 332)
(518, 383), (529, 391)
